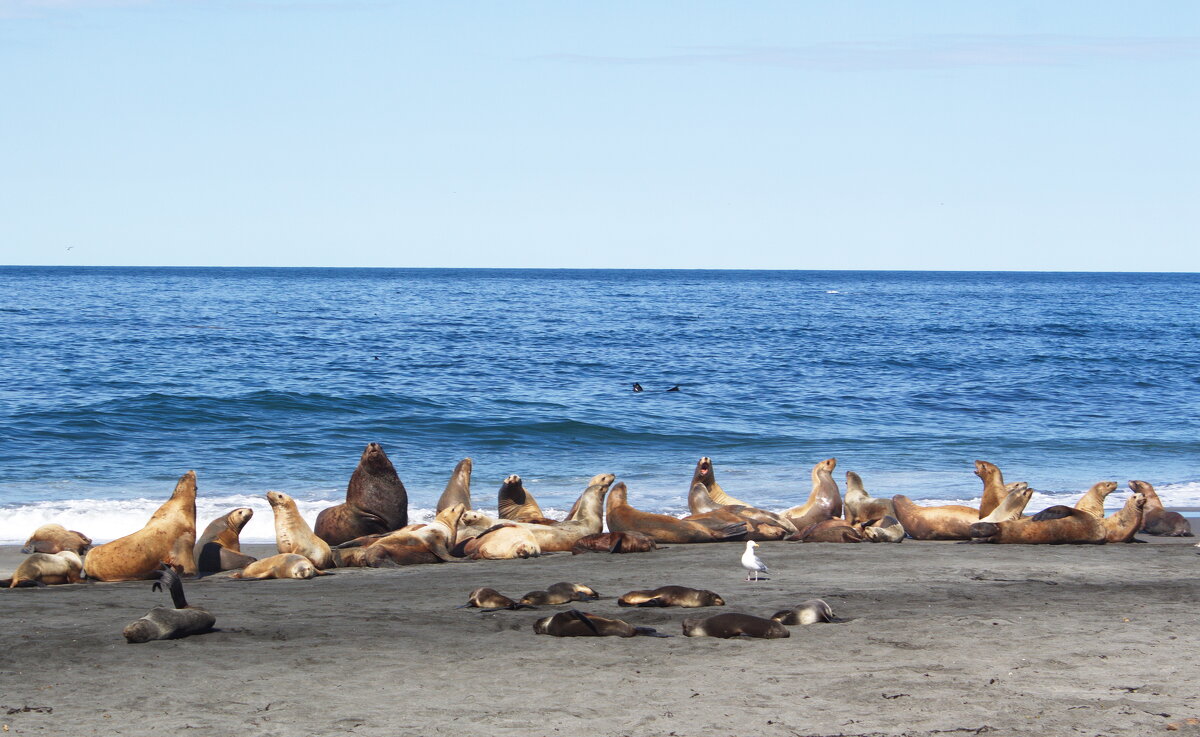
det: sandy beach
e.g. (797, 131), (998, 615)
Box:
(2, 534), (1198, 737)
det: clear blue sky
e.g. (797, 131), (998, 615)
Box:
(1, 1), (1197, 270)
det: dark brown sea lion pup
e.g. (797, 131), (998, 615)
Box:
(970, 494), (1146, 544)
(690, 456), (750, 507)
(771, 599), (836, 625)
(457, 587), (534, 611)
(268, 491), (334, 569)
(194, 508), (256, 573)
(519, 582), (600, 606)
(315, 442), (409, 546)
(21, 524), (92, 555)
(1074, 481), (1118, 518)
(571, 532), (658, 554)
(533, 610), (668, 637)
(682, 613), (790, 639)
(123, 567), (216, 643)
(2, 551), (85, 588)
(231, 553), (329, 580)
(85, 471), (199, 581)
(606, 482), (747, 543)
(843, 472), (896, 525)
(783, 458), (843, 530)
(617, 586), (725, 608)
(1132, 480), (1193, 536)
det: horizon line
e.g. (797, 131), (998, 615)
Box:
(3, 264), (1198, 275)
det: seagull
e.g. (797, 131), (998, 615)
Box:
(741, 540), (768, 581)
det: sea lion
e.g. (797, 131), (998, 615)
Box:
(975, 460), (1011, 519)
(1103, 493), (1148, 543)
(861, 515), (905, 543)
(457, 587), (533, 611)
(123, 567), (215, 643)
(1132, 480), (1193, 536)
(231, 553), (329, 580)
(335, 504), (466, 567)
(843, 472), (896, 525)
(267, 491), (334, 569)
(969, 504), (1112, 545)
(681, 612), (790, 639)
(782, 458), (842, 529)
(434, 458), (473, 513)
(533, 610), (667, 638)
(1075, 481), (1118, 518)
(789, 518), (865, 543)
(771, 599), (836, 625)
(315, 442), (409, 546)
(85, 471), (198, 581)
(514, 475), (614, 552)
(497, 474), (549, 523)
(977, 484), (1033, 523)
(891, 496), (982, 541)
(194, 508), (256, 573)
(571, 532), (658, 554)
(2, 551), (85, 588)
(520, 582), (600, 606)
(20, 524), (92, 555)
(606, 482), (747, 544)
(690, 456), (750, 507)
(617, 586), (725, 608)
(460, 524), (541, 560)
(687, 482), (798, 537)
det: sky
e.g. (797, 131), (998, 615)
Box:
(1, 1), (1197, 270)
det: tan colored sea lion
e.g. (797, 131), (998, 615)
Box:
(1132, 480), (1193, 536)
(520, 582), (601, 606)
(85, 471), (198, 581)
(683, 500), (789, 541)
(861, 515), (906, 543)
(20, 524), (92, 555)
(497, 474), (551, 523)
(891, 496), (982, 541)
(434, 458), (473, 512)
(788, 518), (865, 543)
(460, 524), (541, 559)
(968, 500), (1125, 545)
(687, 482), (798, 537)
(571, 531), (658, 554)
(771, 599), (836, 625)
(194, 508), (256, 573)
(457, 587), (533, 611)
(2, 551), (85, 588)
(123, 568), (215, 643)
(518, 475), (614, 552)
(782, 458), (842, 529)
(1075, 481), (1118, 518)
(267, 491), (334, 569)
(617, 586), (725, 608)
(975, 460), (1011, 519)
(977, 484), (1033, 523)
(843, 472), (896, 525)
(335, 504), (466, 567)
(682, 612), (790, 639)
(1103, 493), (1147, 543)
(690, 456), (750, 507)
(606, 482), (746, 544)
(533, 610), (668, 637)
(315, 442), (409, 546)
(231, 553), (329, 580)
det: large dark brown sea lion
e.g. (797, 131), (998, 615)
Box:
(571, 531), (658, 554)
(606, 482), (746, 543)
(123, 568), (215, 643)
(771, 599), (836, 625)
(682, 612), (790, 639)
(231, 553), (329, 580)
(315, 442), (409, 546)
(85, 471), (198, 581)
(617, 586), (725, 608)
(2, 551), (85, 588)
(1075, 481), (1118, 518)
(268, 491), (334, 569)
(843, 472), (896, 525)
(1132, 480), (1193, 536)
(690, 456), (750, 507)
(194, 508), (256, 573)
(533, 610), (668, 638)
(20, 524), (92, 555)
(782, 458), (842, 529)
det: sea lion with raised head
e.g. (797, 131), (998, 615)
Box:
(20, 524), (92, 556)
(457, 587), (534, 611)
(861, 515), (906, 543)
(315, 442), (409, 546)
(682, 612), (790, 639)
(975, 460), (1011, 519)
(231, 553), (329, 580)
(519, 582), (600, 606)
(782, 458), (843, 530)
(434, 458), (474, 513)
(194, 508), (256, 573)
(533, 610), (668, 638)
(977, 484), (1033, 523)
(1075, 481), (1118, 519)
(85, 471), (198, 581)
(2, 551), (85, 588)
(606, 482), (746, 543)
(267, 491), (334, 569)
(123, 567), (215, 643)
(1103, 493), (1148, 543)
(771, 599), (836, 625)
(617, 586), (725, 608)
(516, 475), (615, 552)
(571, 531), (659, 554)
(497, 474), (552, 523)
(1131, 480), (1193, 536)
(690, 456), (750, 507)
(843, 472), (896, 525)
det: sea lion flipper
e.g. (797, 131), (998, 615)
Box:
(156, 566), (189, 609)
(634, 626), (671, 637)
(635, 597), (669, 608)
(566, 609), (601, 636)
(1031, 505), (1076, 522)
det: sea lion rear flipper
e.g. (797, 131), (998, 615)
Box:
(634, 626), (671, 637)
(718, 522), (748, 540)
(635, 597), (669, 608)
(566, 609), (601, 636)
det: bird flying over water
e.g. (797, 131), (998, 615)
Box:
(741, 540), (768, 581)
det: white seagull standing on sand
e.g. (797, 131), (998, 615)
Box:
(741, 540), (768, 581)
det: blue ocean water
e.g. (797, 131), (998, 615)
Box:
(1, 267), (1197, 542)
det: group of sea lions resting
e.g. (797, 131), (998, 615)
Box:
(2, 444), (1193, 589)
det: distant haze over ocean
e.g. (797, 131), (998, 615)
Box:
(1, 267), (1197, 542)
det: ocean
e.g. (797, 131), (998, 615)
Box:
(1, 267), (1197, 543)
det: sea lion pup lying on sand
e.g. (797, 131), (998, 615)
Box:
(268, 491), (334, 569)
(533, 610), (668, 638)
(1074, 481), (1118, 518)
(195, 508), (256, 573)
(970, 493), (1146, 544)
(333, 504), (466, 567)
(571, 531), (658, 554)
(86, 471), (198, 581)
(457, 587), (534, 611)
(843, 472), (896, 526)
(1132, 480), (1193, 536)
(771, 599), (836, 625)
(21, 524), (92, 555)
(314, 442), (410, 547)
(687, 481), (797, 539)
(782, 458), (843, 530)
(519, 582), (600, 606)
(606, 482), (747, 543)
(2, 551), (85, 588)
(682, 613), (790, 639)
(123, 567), (215, 643)
(231, 553), (329, 580)
(618, 586), (725, 608)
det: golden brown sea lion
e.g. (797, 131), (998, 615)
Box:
(891, 495), (982, 541)
(231, 553), (329, 580)
(20, 524), (92, 555)
(194, 508), (256, 573)
(782, 458), (842, 529)
(335, 504), (466, 567)
(2, 551), (85, 588)
(771, 599), (835, 625)
(1103, 493), (1147, 543)
(434, 458), (474, 512)
(843, 472), (896, 525)
(968, 501), (1118, 545)
(977, 484), (1033, 523)
(457, 587), (533, 611)
(605, 482), (746, 544)
(861, 515), (906, 543)
(519, 582), (600, 606)
(788, 518), (865, 543)
(267, 491), (334, 569)
(533, 610), (668, 637)
(460, 524), (541, 559)
(85, 471), (198, 581)
(617, 586), (725, 608)
(517, 475), (614, 552)
(1132, 480), (1193, 536)
(123, 568), (215, 643)
(1075, 481), (1118, 518)
(690, 456), (750, 507)
(687, 482), (798, 537)
(682, 612), (790, 639)
(315, 442), (409, 546)
(975, 460), (1011, 519)
(571, 531), (658, 554)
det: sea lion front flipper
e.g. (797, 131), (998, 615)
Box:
(497, 475), (545, 522)
(155, 566), (190, 609)
(566, 609), (601, 636)
(1031, 505), (1076, 522)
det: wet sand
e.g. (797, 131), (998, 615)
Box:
(1, 537), (1198, 737)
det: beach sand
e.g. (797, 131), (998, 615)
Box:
(2, 536), (1198, 737)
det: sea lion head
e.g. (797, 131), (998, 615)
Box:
(266, 491), (294, 509)
(1129, 492), (1147, 511)
(694, 457), (715, 484)
(358, 442), (395, 474)
(974, 460), (998, 480)
(680, 617), (705, 637)
(287, 556), (320, 579)
(587, 473), (617, 489)
(123, 620), (157, 644)
(228, 507), (254, 532)
(700, 590), (726, 606)
(817, 458), (837, 473)
(1096, 481), (1118, 496)
(532, 615), (554, 635)
(1128, 480), (1152, 494)
(459, 510), (490, 527)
